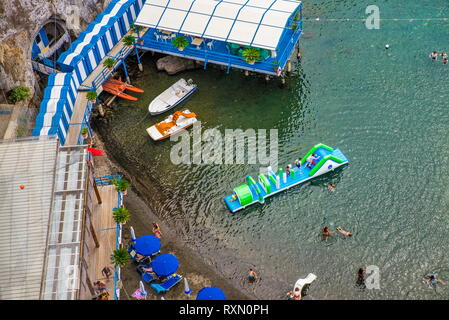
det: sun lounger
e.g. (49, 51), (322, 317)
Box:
(128, 246), (151, 264)
(141, 272), (157, 283)
(150, 274), (183, 294)
(136, 263), (152, 275)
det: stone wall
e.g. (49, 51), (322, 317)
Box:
(0, 0), (113, 95)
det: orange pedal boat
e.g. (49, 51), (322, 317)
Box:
(106, 77), (144, 93)
(102, 78), (144, 101)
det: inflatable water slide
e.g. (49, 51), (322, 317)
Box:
(224, 143), (349, 213)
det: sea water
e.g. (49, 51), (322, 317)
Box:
(95, 0), (449, 299)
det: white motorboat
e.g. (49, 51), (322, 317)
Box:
(146, 109), (197, 141)
(148, 78), (197, 115)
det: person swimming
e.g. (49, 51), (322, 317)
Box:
(327, 184), (335, 192)
(423, 273), (445, 286)
(287, 287), (302, 300)
(440, 52), (448, 59)
(336, 226), (352, 237)
(247, 268), (258, 282)
(429, 51), (438, 60)
(322, 226), (334, 241)
(443, 58), (448, 64)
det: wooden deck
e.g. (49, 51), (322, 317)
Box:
(87, 185), (118, 299)
(65, 27), (148, 146)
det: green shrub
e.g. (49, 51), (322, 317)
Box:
(111, 248), (129, 267)
(171, 36), (189, 50)
(113, 207), (130, 224)
(110, 178), (130, 192)
(9, 86), (30, 104)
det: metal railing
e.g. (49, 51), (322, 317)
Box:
(95, 173), (123, 300)
(89, 45), (134, 91)
(136, 35), (279, 74)
(136, 26), (303, 75)
(94, 174), (121, 186)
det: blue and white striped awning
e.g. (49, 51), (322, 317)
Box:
(135, 0), (302, 50)
(57, 0), (138, 67)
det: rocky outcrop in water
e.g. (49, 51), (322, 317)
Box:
(156, 55), (202, 75)
(0, 0), (112, 95)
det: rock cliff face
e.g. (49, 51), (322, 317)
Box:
(0, 0), (112, 95)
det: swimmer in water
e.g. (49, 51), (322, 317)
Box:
(423, 273), (445, 286)
(327, 184), (335, 192)
(336, 226), (352, 237)
(429, 51), (438, 60)
(440, 52), (448, 59)
(443, 58), (448, 64)
(322, 226), (334, 241)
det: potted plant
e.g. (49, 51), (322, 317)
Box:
(242, 48), (261, 65)
(111, 248), (129, 268)
(86, 91), (97, 102)
(171, 36), (189, 51)
(110, 178), (131, 195)
(103, 57), (116, 70)
(81, 127), (89, 139)
(113, 207), (130, 224)
(123, 35), (135, 47)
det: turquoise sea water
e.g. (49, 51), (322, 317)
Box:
(96, 0), (449, 299)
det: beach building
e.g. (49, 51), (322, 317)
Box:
(33, 0), (146, 146)
(134, 0), (303, 76)
(0, 136), (124, 300)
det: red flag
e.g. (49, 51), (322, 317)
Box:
(87, 148), (105, 156)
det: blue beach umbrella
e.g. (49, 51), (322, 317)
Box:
(134, 235), (161, 256)
(196, 287), (226, 300)
(152, 253), (179, 277)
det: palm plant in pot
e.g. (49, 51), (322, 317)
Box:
(103, 57), (116, 70)
(110, 178), (130, 195)
(242, 47), (261, 65)
(111, 248), (129, 268)
(113, 207), (130, 224)
(81, 127), (89, 139)
(86, 91), (97, 102)
(123, 35), (135, 47)
(172, 36), (189, 51)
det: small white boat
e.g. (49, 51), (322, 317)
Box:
(148, 78), (197, 115)
(293, 273), (317, 297)
(146, 109), (197, 141)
